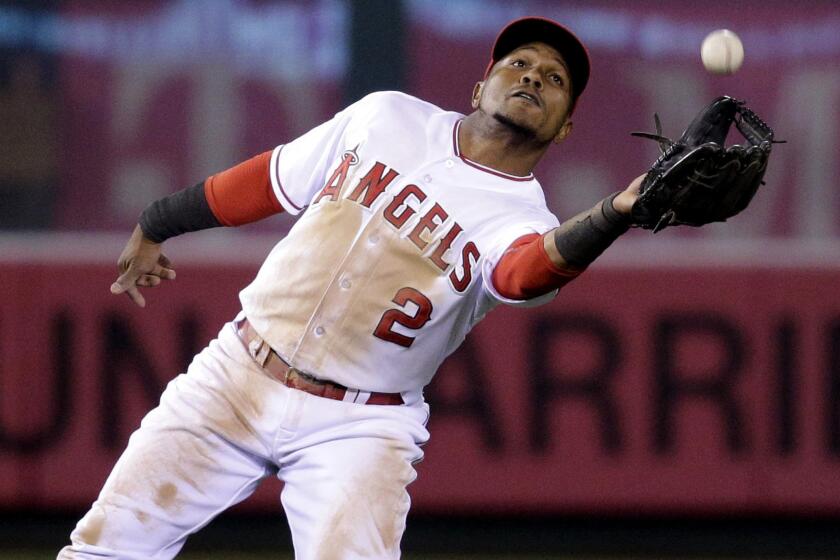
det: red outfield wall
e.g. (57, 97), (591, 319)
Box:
(1, 253), (838, 515)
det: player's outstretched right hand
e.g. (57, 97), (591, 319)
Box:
(110, 224), (177, 308)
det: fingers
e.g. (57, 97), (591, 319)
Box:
(110, 280), (147, 308)
(111, 231), (174, 307)
(152, 265), (177, 280)
(110, 263), (174, 307)
(137, 274), (161, 287)
(155, 253), (176, 279)
(110, 268), (138, 296)
(124, 286), (146, 308)
(630, 173), (647, 192)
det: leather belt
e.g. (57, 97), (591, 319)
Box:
(235, 318), (404, 406)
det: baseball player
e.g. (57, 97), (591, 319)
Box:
(59, 17), (644, 559)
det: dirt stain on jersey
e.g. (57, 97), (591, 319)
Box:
(171, 434), (221, 495)
(367, 440), (414, 553)
(331, 218), (446, 383)
(77, 362), (270, 543)
(242, 372), (266, 418)
(313, 438), (414, 560)
(228, 399), (258, 439)
(77, 509), (105, 546)
(285, 205), (446, 392)
(171, 460), (200, 494)
(249, 202), (365, 364)
(207, 376), (267, 447)
(155, 482), (178, 510)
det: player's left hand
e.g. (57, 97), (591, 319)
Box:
(612, 173), (646, 215)
(110, 224), (177, 307)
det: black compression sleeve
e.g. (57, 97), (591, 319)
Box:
(138, 182), (222, 243)
(552, 192), (630, 268)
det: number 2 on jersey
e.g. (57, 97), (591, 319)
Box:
(373, 287), (433, 348)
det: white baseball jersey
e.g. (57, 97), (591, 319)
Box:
(64, 91), (565, 558)
(240, 91), (559, 394)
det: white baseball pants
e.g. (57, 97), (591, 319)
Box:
(57, 318), (430, 559)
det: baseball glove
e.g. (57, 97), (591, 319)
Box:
(630, 96), (778, 233)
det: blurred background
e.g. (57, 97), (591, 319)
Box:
(2, 0), (840, 557)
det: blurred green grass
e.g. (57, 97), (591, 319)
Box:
(8, 513), (837, 559)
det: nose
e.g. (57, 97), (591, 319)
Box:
(521, 71), (542, 90)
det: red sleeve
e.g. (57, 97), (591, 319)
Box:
(204, 150), (283, 226)
(492, 233), (583, 300)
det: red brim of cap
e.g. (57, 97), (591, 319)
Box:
(484, 16), (590, 106)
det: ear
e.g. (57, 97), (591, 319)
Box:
(471, 82), (483, 109)
(553, 119), (573, 144)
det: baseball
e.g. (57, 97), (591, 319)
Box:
(701, 29), (744, 75)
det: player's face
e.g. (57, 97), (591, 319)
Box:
(475, 42), (573, 144)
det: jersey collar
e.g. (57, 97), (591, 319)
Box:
(452, 119), (535, 182)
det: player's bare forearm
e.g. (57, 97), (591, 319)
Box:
(110, 224), (176, 308)
(544, 173), (645, 269)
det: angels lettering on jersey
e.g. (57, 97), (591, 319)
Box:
(312, 145), (480, 295)
(241, 92), (558, 393)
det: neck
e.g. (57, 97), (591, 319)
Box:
(458, 111), (551, 177)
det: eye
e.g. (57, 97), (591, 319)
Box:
(550, 73), (565, 87)
(512, 59), (526, 68)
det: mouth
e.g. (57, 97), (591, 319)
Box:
(511, 90), (541, 107)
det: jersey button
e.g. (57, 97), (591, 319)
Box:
(314, 326), (325, 336)
(445, 159), (454, 168)
(340, 278), (352, 289)
(368, 233), (380, 245)
(423, 174), (432, 183)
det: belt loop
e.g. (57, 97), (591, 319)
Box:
(235, 317), (403, 406)
(249, 338), (271, 367)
